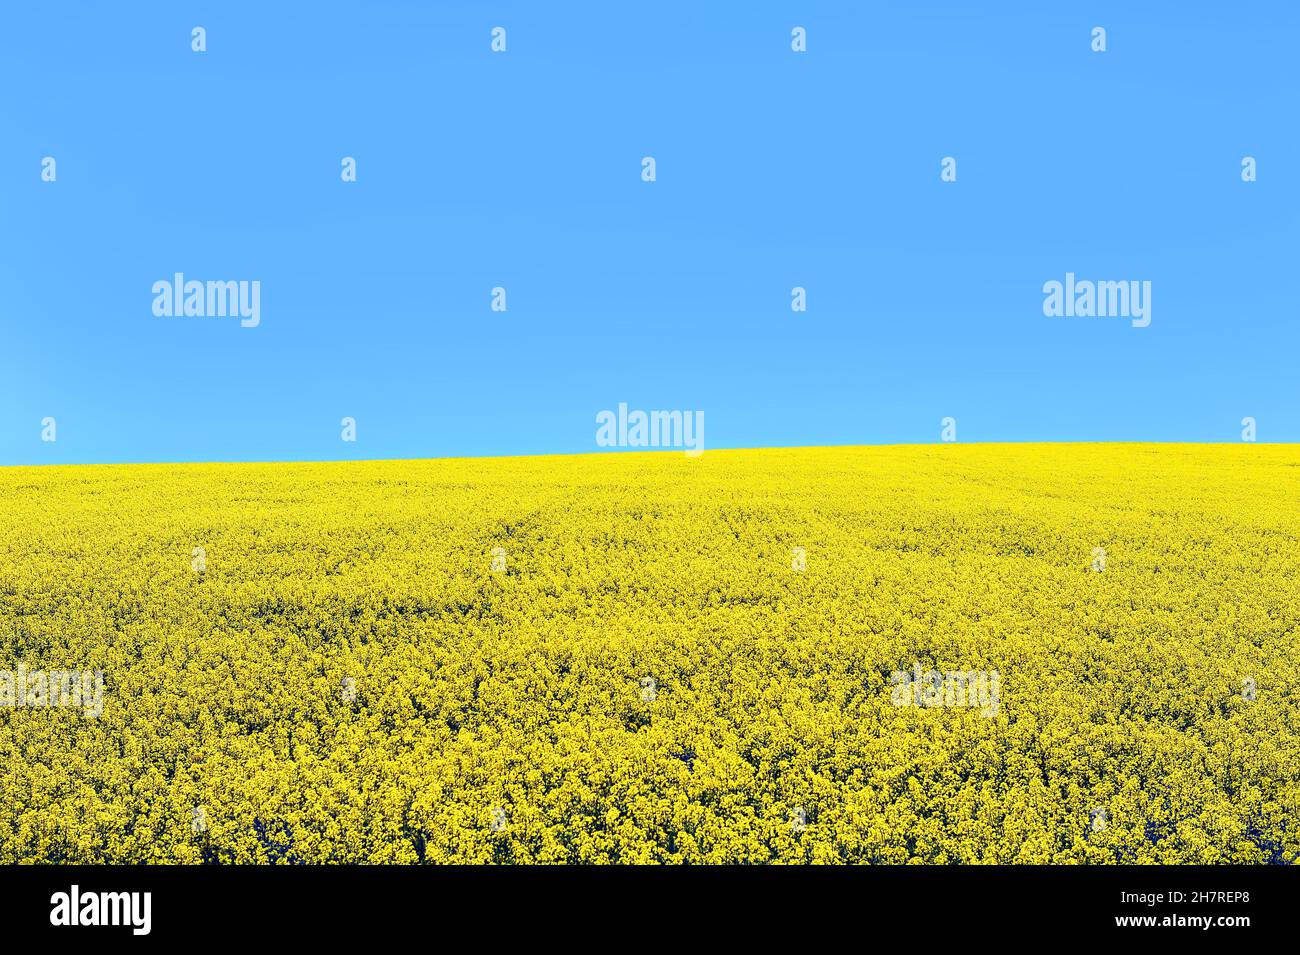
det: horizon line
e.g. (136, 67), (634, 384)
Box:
(1, 439), (1288, 471)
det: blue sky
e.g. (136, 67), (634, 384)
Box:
(1, 1), (1296, 464)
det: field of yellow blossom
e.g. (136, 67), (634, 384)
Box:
(0, 444), (1296, 863)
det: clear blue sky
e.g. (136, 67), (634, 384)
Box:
(2, 1), (1295, 464)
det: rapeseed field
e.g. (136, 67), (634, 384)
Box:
(0, 444), (1296, 863)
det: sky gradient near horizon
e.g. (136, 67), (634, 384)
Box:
(2, 1), (1297, 464)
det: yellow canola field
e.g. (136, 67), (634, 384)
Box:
(0, 444), (1296, 863)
